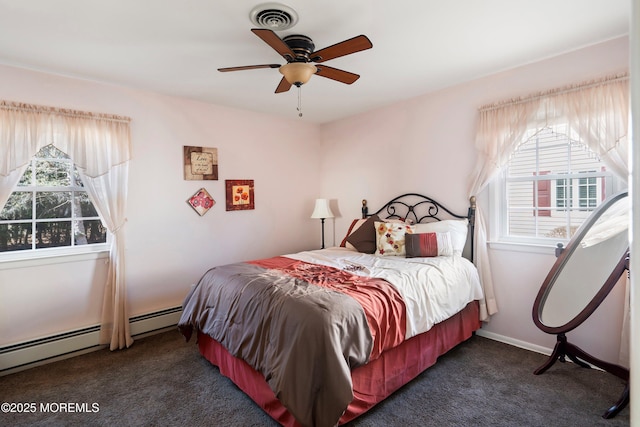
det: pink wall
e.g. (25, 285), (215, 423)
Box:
(321, 36), (630, 362)
(0, 36), (630, 365)
(0, 65), (322, 345)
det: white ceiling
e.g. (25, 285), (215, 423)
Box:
(0, 0), (630, 124)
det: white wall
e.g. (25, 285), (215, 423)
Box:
(321, 36), (630, 363)
(629, 0), (639, 421)
(0, 65), (322, 345)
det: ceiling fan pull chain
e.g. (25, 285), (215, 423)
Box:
(297, 85), (303, 117)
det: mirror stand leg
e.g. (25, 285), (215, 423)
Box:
(602, 383), (629, 419)
(534, 334), (630, 418)
(533, 333), (567, 375)
(564, 343), (594, 369)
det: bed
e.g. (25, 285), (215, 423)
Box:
(178, 193), (483, 427)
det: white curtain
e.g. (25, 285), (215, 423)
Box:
(468, 74), (629, 331)
(0, 100), (133, 350)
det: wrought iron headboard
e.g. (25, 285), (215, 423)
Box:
(361, 193), (476, 261)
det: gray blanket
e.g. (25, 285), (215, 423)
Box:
(178, 262), (374, 427)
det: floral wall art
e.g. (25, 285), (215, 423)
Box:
(225, 179), (254, 211)
(187, 188), (215, 216)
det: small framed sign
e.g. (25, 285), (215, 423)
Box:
(184, 146), (218, 180)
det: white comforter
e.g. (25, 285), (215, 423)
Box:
(285, 247), (484, 339)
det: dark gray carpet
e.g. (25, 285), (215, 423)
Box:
(0, 329), (629, 426)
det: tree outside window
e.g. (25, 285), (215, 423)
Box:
(0, 145), (106, 252)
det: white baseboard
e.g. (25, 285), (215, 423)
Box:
(476, 329), (553, 356)
(475, 329), (608, 371)
(0, 306), (182, 376)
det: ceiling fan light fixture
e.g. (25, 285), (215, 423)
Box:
(279, 62), (317, 86)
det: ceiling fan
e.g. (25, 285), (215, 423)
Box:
(218, 29), (373, 93)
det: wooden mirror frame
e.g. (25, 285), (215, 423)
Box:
(531, 190), (629, 419)
(532, 190), (629, 334)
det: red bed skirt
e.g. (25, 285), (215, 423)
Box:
(197, 300), (481, 426)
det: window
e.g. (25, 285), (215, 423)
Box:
(496, 124), (615, 244)
(0, 145), (107, 253)
(554, 171), (601, 212)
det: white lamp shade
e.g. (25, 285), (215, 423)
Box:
(310, 199), (334, 219)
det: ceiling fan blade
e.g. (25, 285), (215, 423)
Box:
(275, 77), (292, 93)
(312, 35), (372, 63)
(251, 28), (296, 61)
(315, 65), (360, 84)
(218, 64), (281, 72)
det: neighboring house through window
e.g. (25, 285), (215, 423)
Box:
(497, 123), (615, 244)
(472, 74), (627, 322)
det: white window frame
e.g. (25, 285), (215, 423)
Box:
(551, 171), (602, 211)
(489, 126), (621, 253)
(0, 147), (109, 265)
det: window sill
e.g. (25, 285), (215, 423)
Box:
(488, 240), (560, 255)
(0, 246), (109, 270)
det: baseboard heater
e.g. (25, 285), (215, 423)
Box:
(0, 306), (183, 375)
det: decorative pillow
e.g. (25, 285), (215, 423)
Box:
(340, 218), (366, 248)
(405, 232), (454, 258)
(412, 219), (468, 256)
(345, 215), (381, 253)
(375, 221), (414, 256)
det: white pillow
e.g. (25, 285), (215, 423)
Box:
(412, 219), (468, 256)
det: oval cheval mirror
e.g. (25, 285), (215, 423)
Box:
(532, 190), (630, 419)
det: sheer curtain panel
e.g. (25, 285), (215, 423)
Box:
(0, 100), (133, 350)
(468, 73), (629, 326)
(468, 74), (629, 364)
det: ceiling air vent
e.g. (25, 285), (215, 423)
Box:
(249, 3), (298, 31)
